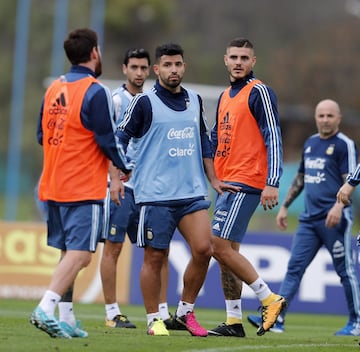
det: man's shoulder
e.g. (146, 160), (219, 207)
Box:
(251, 79), (275, 95)
(336, 131), (356, 145)
(87, 81), (109, 97)
(306, 133), (320, 141)
(112, 85), (126, 95)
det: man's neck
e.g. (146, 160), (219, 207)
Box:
(126, 83), (142, 96)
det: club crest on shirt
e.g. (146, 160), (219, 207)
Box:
(326, 144), (335, 155)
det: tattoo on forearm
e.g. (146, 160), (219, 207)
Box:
(282, 173), (304, 208)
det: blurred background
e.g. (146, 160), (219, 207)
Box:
(2, 0), (360, 233)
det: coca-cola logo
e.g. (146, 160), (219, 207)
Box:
(304, 157), (326, 170)
(167, 127), (194, 140)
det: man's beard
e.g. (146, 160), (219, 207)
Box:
(94, 58), (102, 77)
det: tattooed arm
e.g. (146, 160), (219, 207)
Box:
(276, 172), (304, 230)
(282, 172), (304, 208)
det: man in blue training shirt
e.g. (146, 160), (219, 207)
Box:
(100, 47), (173, 329)
(113, 43), (239, 336)
(248, 99), (360, 336)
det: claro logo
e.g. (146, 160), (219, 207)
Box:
(167, 127), (195, 157)
(169, 144), (195, 157)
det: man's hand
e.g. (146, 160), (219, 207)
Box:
(276, 205), (288, 230)
(210, 179), (241, 195)
(110, 177), (125, 206)
(260, 185), (279, 211)
(203, 158), (240, 195)
(119, 171), (131, 182)
(325, 202), (343, 228)
(336, 182), (355, 206)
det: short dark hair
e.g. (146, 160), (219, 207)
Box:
(227, 38), (254, 50)
(63, 28), (98, 65)
(123, 48), (151, 66)
(155, 43), (184, 62)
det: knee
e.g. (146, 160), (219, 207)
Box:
(80, 253), (92, 269)
(192, 241), (213, 260)
(212, 241), (229, 265)
(103, 241), (123, 260)
(144, 248), (167, 270)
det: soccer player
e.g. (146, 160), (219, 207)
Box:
(209, 37), (286, 337)
(248, 99), (360, 336)
(30, 28), (130, 338)
(100, 47), (174, 328)
(113, 43), (238, 336)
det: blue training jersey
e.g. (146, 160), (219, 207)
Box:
(117, 81), (210, 204)
(113, 84), (133, 124)
(299, 132), (358, 220)
(112, 84), (138, 186)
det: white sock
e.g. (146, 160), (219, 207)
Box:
(147, 312), (161, 326)
(105, 303), (121, 320)
(249, 277), (272, 301)
(225, 299), (242, 320)
(176, 301), (194, 317)
(38, 290), (61, 317)
(159, 302), (170, 320)
(58, 302), (75, 326)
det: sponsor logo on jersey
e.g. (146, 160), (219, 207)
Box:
(305, 157), (326, 170)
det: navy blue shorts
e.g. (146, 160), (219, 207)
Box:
(137, 198), (211, 249)
(47, 203), (103, 252)
(212, 191), (260, 242)
(104, 187), (139, 244)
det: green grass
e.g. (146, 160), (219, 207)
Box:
(0, 299), (359, 351)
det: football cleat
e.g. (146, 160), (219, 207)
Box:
(247, 314), (284, 333)
(59, 320), (88, 337)
(257, 296), (287, 336)
(208, 322), (246, 337)
(30, 306), (71, 338)
(335, 322), (360, 336)
(163, 313), (187, 330)
(105, 314), (136, 328)
(175, 311), (208, 337)
(147, 318), (169, 336)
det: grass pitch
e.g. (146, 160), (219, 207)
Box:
(0, 299), (359, 351)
